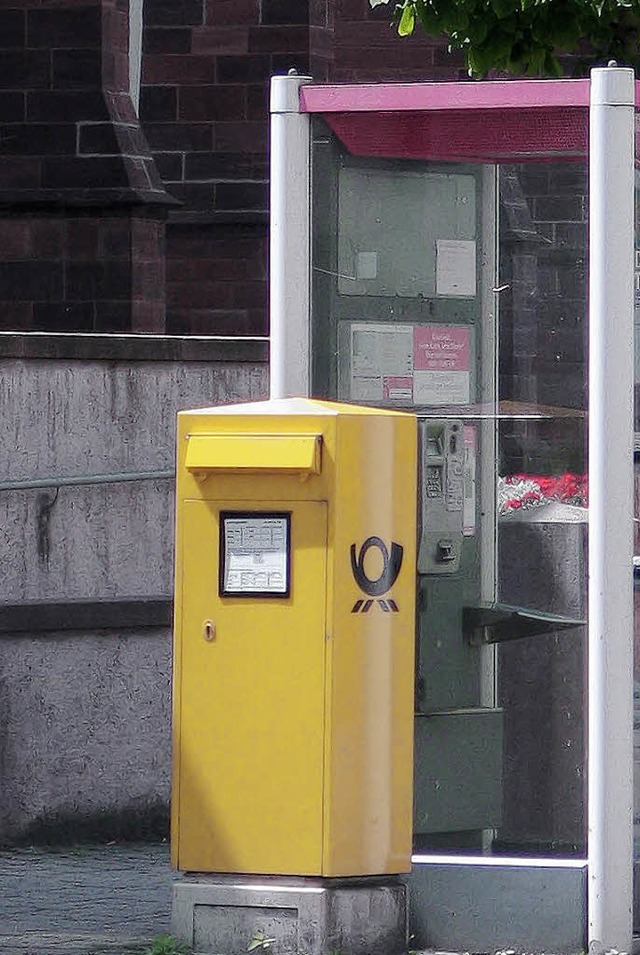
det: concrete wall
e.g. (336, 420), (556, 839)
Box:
(0, 353), (266, 600)
(0, 628), (172, 843)
(0, 339), (268, 844)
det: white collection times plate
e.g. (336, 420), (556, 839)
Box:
(220, 513), (290, 597)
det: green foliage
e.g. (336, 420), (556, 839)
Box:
(247, 931), (277, 952)
(141, 935), (191, 955)
(369, 0), (640, 77)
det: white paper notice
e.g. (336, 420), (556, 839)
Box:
(223, 516), (288, 594)
(435, 239), (476, 297)
(344, 321), (473, 407)
(349, 323), (413, 402)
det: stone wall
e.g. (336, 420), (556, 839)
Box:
(138, 0), (309, 336)
(0, 0), (466, 338)
(0, 338), (268, 844)
(308, 0), (464, 83)
(0, 0), (171, 335)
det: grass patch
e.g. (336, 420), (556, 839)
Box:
(141, 935), (192, 955)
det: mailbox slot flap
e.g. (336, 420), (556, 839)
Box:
(185, 433), (322, 474)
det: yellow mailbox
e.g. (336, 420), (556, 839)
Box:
(171, 397), (417, 878)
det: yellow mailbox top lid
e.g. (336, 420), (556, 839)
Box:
(185, 433), (322, 474)
(180, 397), (411, 418)
(180, 399), (412, 477)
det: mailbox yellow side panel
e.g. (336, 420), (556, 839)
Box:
(173, 497), (328, 875)
(323, 413), (417, 876)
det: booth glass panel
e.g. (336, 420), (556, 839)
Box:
(311, 117), (588, 858)
(494, 162), (587, 858)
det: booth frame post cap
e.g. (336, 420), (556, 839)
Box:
(270, 74), (313, 115)
(590, 65), (635, 107)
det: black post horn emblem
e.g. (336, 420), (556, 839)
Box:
(350, 536), (403, 613)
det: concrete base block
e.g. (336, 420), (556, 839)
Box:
(172, 875), (408, 955)
(408, 861), (586, 953)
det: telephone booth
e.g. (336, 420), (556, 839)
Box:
(270, 70), (638, 952)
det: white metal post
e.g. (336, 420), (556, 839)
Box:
(269, 73), (313, 398)
(588, 65), (635, 952)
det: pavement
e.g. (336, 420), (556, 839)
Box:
(0, 842), (176, 955)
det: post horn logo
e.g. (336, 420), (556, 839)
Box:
(350, 536), (403, 614)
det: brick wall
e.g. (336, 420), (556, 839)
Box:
(0, 0), (170, 334)
(0, 1), (167, 205)
(0, 214), (165, 332)
(310, 0), (465, 83)
(165, 223), (266, 335)
(139, 0), (309, 336)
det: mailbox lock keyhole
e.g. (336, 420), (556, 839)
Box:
(203, 620), (216, 642)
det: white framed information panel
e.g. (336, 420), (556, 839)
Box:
(338, 321), (474, 406)
(219, 511), (291, 598)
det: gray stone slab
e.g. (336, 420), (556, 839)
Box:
(408, 860), (587, 953)
(0, 843), (175, 955)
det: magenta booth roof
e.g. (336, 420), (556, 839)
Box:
(300, 78), (640, 163)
